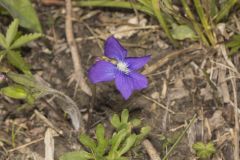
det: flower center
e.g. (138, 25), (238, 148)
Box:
(117, 61), (129, 74)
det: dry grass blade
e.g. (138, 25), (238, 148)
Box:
(65, 0), (92, 96)
(44, 128), (55, 160)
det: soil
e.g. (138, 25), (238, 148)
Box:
(1, 1), (240, 160)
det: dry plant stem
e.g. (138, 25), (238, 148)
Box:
(8, 135), (58, 153)
(34, 110), (62, 135)
(142, 44), (202, 75)
(230, 74), (239, 160)
(142, 139), (161, 160)
(141, 94), (175, 114)
(65, 0), (92, 96)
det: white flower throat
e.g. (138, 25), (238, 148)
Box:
(117, 61), (130, 74)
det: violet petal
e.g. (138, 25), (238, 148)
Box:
(115, 71), (148, 99)
(104, 36), (128, 60)
(125, 55), (151, 71)
(88, 60), (116, 83)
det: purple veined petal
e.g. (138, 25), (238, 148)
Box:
(88, 60), (117, 83)
(125, 55), (151, 71)
(104, 36), (128, 60)
(115, 71), (148, 100)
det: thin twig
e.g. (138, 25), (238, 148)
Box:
(8, 136), (56, 153)
(34, 110), (62, 135)
(65, 0), (92, 96)
(141, 94), (175, 114)
(142, 44), (202, 75)
(142, 139), (161, 160)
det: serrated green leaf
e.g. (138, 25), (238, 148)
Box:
(6, 50), (31, 75)
(140, 126), (151, 136)
(7, 72), (38, 88)
(193, 142), (216, 159)
(79, 134), (97, 150)
(111, 114), (121, 129)
(96, 124), (108, 156)
(121, 109), (129, 124)
(6, 19), (19, 46)
(135, 126), (151, 145)
(0, 33), (7, 48)
(111, 129), (128, 152)
(130, 119), (141, 127)
(10, 33), (42, 49)
(0, 0), (42, 33)
(0, 85), (27, 99)
(171, 24), (197, 40)
(59, 151), (93, 160)
(118, 134), (137, 156)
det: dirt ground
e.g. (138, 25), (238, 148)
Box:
(1, 1), (240, 160)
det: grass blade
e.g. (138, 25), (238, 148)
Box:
(151, 0), (177, 46)
(180, 0), (209, 46)
(77, 0), (153, 15)
(193, 0), (216, 46)
(215, 0), (237, 23)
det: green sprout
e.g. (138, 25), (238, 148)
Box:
(193, 142), (216, 159)
(60, 109), (151, 160)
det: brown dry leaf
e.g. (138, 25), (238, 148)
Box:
(109, 16), (147, 39)
(150, 92), (159, 111)
(208, 110), (225, 131)
(169, 79), (189, 100)
(200, 85), (213, 101)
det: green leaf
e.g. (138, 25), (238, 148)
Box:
(59, 151), (93, 160)
(79, 134), (97, 150)
(110, 114), (121, 129)
(118, 134), (137, 156)
(0, 85), (28, 99)
(10, 33), (42, 49)
(96, 124), (108, 156)
(0, 0), (42, 33)
(121, 109), (129, 124)
(192, 142), (216, 159)
(171, 24), (197, 40)
(111, 129), (128, 151)
(6, 50), (31, 75)
(6, 19), (19, 46)
(0, 51), (6, 62)
(130, 119), (141, 127)
(0, 33), (7, 48)
(135, 126), (151, 145)
(7, 72), (37, 88)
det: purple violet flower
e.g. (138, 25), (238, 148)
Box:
(88, 36), (150, 100)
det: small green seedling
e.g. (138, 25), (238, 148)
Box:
(60, 109), (151, 160)
(0, 19), (42, 75)
(192, 142), (216, 159)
